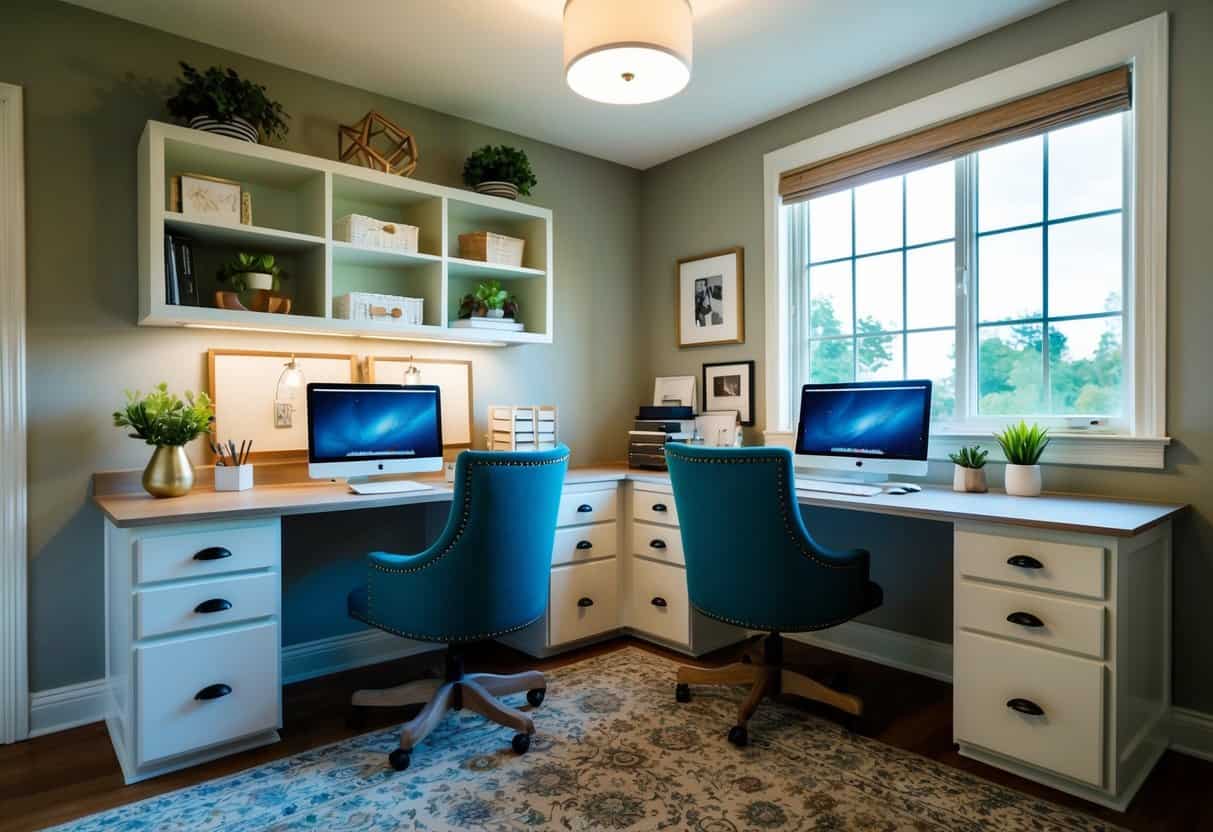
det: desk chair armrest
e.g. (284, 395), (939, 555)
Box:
(368, 549), (440, 575)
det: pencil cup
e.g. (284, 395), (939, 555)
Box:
(215, 464), (254, 492)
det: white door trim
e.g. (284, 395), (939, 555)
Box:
(0, 81), (29, 744)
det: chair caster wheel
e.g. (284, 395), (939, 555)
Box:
(388, 748), (411, 771)
(512, 733), (532, 754)
(675, 683), (691, 703)
(526, 688), (546, 707)
(727, 725), (749, 747)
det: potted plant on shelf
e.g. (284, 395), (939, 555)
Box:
(218, 252), (286, 292)
(461, 145), (537, 200)
(993, 421), (1050, 497)
(948, 445), (989, 493)
(166, 62), (290, 144)
(113, 383), (214, 498)
(457, 279), (507, 318)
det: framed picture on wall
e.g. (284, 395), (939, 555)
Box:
(703, 360), (755, 426)
(676, 247), (744, 347)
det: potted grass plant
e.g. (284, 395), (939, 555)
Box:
(949, 445), (989, 493)
(993, 421), (1050, 497)
(113, 384), (214, 498)
(462, 145), (538, 200)
(166, 62), (290, 144)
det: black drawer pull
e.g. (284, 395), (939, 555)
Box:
(577, 597), (594, 608)
(576, 540), (593, 550)
(577, 504), (593, 513)
(651, 503), (668, 512)
(651, 596), (668, 608)
(649, 539), (667, 549)
(195, 683), (232, 701)
(1006, 554), (1044, 570)
(1006, 697), (1044, 716)
(194, 598), (233, 614)
(193, 546), (232, 562)
(1006, 611), (1044, 628)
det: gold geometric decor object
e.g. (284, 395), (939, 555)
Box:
(338, 110), (419, 177)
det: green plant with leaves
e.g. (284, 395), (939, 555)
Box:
(113, 383), (214, 447)
(948, 445), (989, 469)
(462, 145), (538, 195)
(474, 279), (509, 311)
(166, 62), (290, 142)
(217, 253), (287, 292)
(993, 420), (1050, 465)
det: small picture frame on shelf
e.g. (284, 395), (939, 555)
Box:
(677, 247), (744, 347)
(179, 173), (242, 224)
(703, 360), (755, 426)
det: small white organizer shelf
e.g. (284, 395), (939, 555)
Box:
(138, 121), (553, 346)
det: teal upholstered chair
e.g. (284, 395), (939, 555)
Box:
(347, 446), (569, 771)
(665, 444), (882, 746)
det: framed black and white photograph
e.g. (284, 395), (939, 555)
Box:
(677, 247), (744, 347)
(703, 360), (755, 426)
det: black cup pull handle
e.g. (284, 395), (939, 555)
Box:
(651, 597), (668, 608)
(577, 597), (594, 608)
(576, 540), (593, 550)
(1006, 697), (1045, 716)
(195, 683), (232, 701)
(649, 539), (667, 549)
(1007, 554), (1044, 570)
(651, 503), (668, 512)
(193, 546), (232, 562)
(1006, 611), (1044, 628)
(194, 598), (233, 614)
(577, 504), (593, 513)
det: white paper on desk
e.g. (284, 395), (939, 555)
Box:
(654, 376), (697, 413)
(696, 410), (741, 447)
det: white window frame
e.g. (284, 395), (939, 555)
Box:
(762, 13), (1169, 468)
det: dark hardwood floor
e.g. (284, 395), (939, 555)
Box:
(1, 637), (1209, 831)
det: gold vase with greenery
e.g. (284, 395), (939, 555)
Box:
(113, 383), (215, 498)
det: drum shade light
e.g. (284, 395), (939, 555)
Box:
(564, 0), (693, 105)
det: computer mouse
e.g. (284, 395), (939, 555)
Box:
(886, 486), (910, 495)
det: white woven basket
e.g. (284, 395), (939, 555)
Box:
(334, 214), (419, 253)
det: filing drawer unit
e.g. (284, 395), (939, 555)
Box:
(104, 517), (283, 784)
(952, 521), (1171, 810)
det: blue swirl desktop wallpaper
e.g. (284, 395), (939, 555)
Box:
(309, 387), (442, 462)
(796, 384), (930, 459)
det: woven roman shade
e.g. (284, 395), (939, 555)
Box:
(779, 66), (1131, 204)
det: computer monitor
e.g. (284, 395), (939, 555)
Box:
(307, 383), (443, 480)
(794, 380), (932, 478)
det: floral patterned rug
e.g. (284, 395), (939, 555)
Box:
(52, 647), (1123, 831)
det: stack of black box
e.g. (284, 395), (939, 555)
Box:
(627, 406), (695, 470)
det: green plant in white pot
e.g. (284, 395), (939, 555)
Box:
(993, 421), (1050, 497)
(218, 252), (286, 295)
(948, 445), (989, 493)
(473, 279), (509, 318)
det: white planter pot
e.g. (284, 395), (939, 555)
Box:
(486, 308), (505, 319)
(953, 465), (988, 493)
(474, 181), (519, 200)
(1004, 463), (1042, 497)
(239, 272), (274, 291)
(188, 114), (259, 143)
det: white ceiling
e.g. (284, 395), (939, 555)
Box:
(69, 0), (1062, 169)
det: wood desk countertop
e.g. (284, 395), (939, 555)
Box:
(92, 463), (1184, 537)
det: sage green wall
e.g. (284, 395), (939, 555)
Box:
(639, 0), (1213, 711)
(1, 0), (642, 691)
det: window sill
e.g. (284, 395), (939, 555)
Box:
(762, 430), (1170, 470)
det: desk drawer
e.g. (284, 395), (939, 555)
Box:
(135, 522), (280, 584)
(957, 580), (1105, 659)
(552, 523), (617, 566)
(955, 631), (1104, 786)
(630, 559), (689, 647)
(549, 560), (618, 645)
(631, 488), (679, 527)
(135, 572), (278, 640)
(632, 521), (684, 565)
(956, 530), (1105, 599)
(557, 489), (617, 527)
(136, 621), (279, 765)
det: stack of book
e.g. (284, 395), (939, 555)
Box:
(489, 405), (558, 451)
(628, 405), (695, 470)
(163, 232), (198, 306)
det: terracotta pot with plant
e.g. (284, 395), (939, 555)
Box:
(113, 383), (214, 498)
(994, 421), (1050, 497)
(166, 62), (290, 144)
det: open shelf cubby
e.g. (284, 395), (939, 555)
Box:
(140, 120), (553, 345)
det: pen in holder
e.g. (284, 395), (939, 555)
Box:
(215, 463), (254, 492)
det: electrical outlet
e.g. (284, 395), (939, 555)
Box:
(275, 402), (293, 428)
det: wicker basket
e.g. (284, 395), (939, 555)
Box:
(334, 214), (419, 253)
(458, 231), (525, 267)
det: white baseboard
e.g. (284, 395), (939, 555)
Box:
(28, 678), (109, 738)
(281, 628), (440, 685)
(787, 621), (954, 682)
(1170, 706), (1213, 762)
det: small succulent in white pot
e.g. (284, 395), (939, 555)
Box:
(948, 445), (989, 493)
(993, 421), (1050, 497)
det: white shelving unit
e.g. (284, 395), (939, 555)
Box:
(138, 121), (554, 346)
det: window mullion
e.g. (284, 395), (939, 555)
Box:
(1041, 133), (1052, 413)
(955, 156), (975, 424)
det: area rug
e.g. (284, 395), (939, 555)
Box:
(51, 647), (1122, 831)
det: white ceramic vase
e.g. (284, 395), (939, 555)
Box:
(1004, 463), (1043, 497)
(239, 272), (274, 291)
(953, 465), (988, 493)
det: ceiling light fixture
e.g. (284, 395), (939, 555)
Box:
(564, 0), (693, 105)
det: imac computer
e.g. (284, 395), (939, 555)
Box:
(793, 379), (932, 496)
(307, 383), (443, 495)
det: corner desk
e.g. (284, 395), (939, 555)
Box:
(94, 464), (1182, 809)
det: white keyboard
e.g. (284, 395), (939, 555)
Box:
(348, 480), (433, 495)
(794, 478), (883, 497)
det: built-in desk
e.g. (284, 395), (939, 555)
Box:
(93, 463), (1182, 809)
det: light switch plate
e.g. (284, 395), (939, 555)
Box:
(275, 402), (293, 428)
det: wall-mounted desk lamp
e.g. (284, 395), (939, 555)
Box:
(403, 356), (422, 385)
(274, 355), (305, 428)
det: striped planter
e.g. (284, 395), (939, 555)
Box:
(474, 181), (520, 200)
(187, 115), (259, 143)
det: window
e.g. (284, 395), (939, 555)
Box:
(787, 111), (1127, 429)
